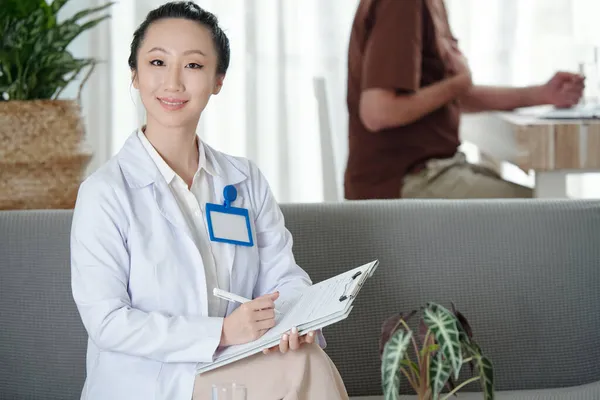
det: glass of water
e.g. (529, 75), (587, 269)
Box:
(211, 383), (247, 400)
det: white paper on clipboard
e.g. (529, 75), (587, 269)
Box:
(196, 259), (379, 375)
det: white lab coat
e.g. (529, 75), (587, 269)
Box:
(70, 132), (320, 400)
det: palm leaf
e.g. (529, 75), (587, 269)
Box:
(423, 305), (462, 379)
(382, 329), (413, 400)
(430, 353), (452, 400)
(62, 2), (115, 26)
(1, 0), (113, 100)
(51, 0), (71, 14)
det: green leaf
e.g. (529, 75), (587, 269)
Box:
(382, 329), (413, 400)
(0, 0), (44, 19)
(430, 353), (452, 400)
(462, 340), (482, 374)
(476, 356), (494, 400)
(461, 341), (494, 399)
(51, 0), (70, 14)
(61, 2), (114, 26)
(401, 358), (420, 377)
(420, 343), (440, 359)
(423, 305), (462, 380)
(380, 310), (417, 357)
(0, 0), (114, 99)
(428, 302), (471, 344)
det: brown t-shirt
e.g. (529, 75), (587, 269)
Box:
(344, 0), (461, 200)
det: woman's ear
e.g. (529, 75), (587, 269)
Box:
(213, 74), (225, 95)
(131, 69), (139, 89)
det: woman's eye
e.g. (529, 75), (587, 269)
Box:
(186, 63), (203, 69)
(150, 59), (164, 66)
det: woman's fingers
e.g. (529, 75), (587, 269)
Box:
(289, 327), (300, 350)
(263, 329), (316, 355)
(262, 343), (278, 354)
(253, 309), (275, 322)
(279, 333), (290, 353)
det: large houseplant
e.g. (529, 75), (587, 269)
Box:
(380, 302), (495, 400)
(0, 0), (113, 209)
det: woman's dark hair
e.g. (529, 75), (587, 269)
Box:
(128, 1), (230, 75)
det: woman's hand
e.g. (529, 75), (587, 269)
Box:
(262, 328), (318, 355)
(220, 292), (279, 346)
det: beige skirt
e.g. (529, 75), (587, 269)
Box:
(192, 344), (348, 400)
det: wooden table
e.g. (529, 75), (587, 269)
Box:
(460, 107), (600, 198)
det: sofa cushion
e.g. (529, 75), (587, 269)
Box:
(279, 199), (600, 397)
(0, 210), (87, 399)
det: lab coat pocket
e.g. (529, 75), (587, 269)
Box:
(86, 352), (161, 399)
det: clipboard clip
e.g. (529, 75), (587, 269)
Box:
(339, 271), (362, 302)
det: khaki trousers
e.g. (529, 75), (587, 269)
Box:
(402, 152), (533, 199)
(192, 344), (348, 400)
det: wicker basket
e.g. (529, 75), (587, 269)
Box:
(0, 100), (92, 210)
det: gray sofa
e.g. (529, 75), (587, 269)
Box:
(1, 200), (599, 399)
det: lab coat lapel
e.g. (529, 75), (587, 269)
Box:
(117, 132), (194, 242)
(152, 178), (195, 241)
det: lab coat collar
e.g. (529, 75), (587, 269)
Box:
(136, 128), (220, 185)
(117, 130), (247, 189)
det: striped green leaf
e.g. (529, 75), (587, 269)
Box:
(476, 355), (495, 400)
(430, 353), (452, 400)
(382, 329), (412, 400)
(428, 302), (471, 343)
(463, 341), (495, 400)
(423, 306), (462, 379)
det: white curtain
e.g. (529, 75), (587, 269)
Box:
(446, 0), (600, 198)
(69, 0), (600, 201)
(103, 0), (359, 203)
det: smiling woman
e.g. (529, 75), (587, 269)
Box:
(129, 5), (227, 147)
(69, 2), (348, 400)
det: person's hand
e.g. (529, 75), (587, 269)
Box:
(262, 327), (318, 355)
(220, 292), (279, 346)
(538, 71), (585, 108)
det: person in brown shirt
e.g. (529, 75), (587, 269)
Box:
(344, 0), (585, 200)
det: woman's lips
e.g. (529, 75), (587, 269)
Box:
(157, 97), (188, 111)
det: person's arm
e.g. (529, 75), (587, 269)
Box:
(71, 178), (223, 364)
(358, 0), (472, 132)
(360, 74), (471, 131)
(459, 85), (545, 113)
(460, 72), (586, 112)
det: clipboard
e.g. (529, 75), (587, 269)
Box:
(338, 264), (377, 302)
(196, 259), (379, 375)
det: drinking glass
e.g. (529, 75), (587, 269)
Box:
(211, 383), (247, 400)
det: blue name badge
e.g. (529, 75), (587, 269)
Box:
(206, 185), (254, 247)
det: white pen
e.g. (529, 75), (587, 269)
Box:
(213, 288), (281, 315)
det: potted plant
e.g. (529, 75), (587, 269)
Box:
(0, 0), (113, 210)
(380, 302), (495, 400)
